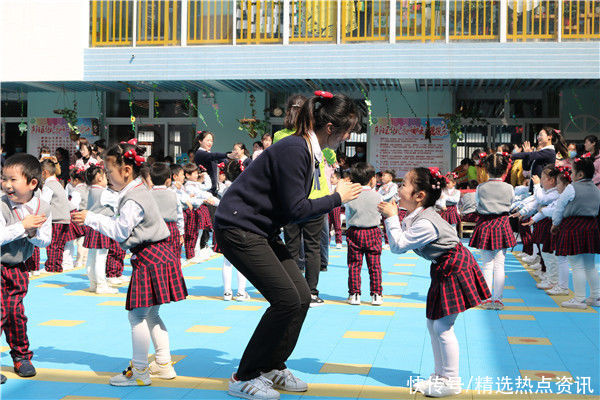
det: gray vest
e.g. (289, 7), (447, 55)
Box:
(44, 178), (71, 224)
(151, 188), (178, 222)
(87, 186), (114, 216)
(459, 192), (477, 215)
(476, 180), (514, 215)
(345, 190), (383, 228)
(563, 180), (600, 218)
(409, 207), (458, 261)
(72, 184), (88, 210)
(118, 183), (170, 250)
(1, 195), (51, 265)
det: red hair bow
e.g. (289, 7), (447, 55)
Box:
(239, 159), (245, 172)
(198, 164), (207, 172)
(120, 138), (138, 146)
(217, 162), (225, 171)
(428, 167), (442, 179)
(557, 165), (572, 182)
(574, 152), (592, 162)
(500, 152), (509, 157)
(123, 149), (145, 166)
(446, 172), (458, 180)
(314, 90), (333, 99)
(479, 152), (488, 159)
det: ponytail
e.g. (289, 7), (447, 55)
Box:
(543, 126), (568, 159)
(295, 92), (361, 141)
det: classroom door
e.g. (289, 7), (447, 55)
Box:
(137, 124), (164, 157)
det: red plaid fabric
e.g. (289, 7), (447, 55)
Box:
(532, 217), (554, 253)
(212, 236), (222, 254)
(426, 243), (491, 320)
(183, 208), (199, 259)
(461, 212), (479, 223)
(328, 206), (343, 244)
(106, 240), (125, 278)
(83, 226), (112, 249)
(397, 208), (408, 223)
(1, 263), (32, 360)
(24, 247), (40, 272)
(555, 216), (600, 256)
(440, 205), (461, 225)
(165, 221), (182, 260)
(126, 240), (188, 310)
(45, 223), (70, 272)
(518, 217), (534, 255)
(197, 205), (213, 230)
(64, 210), (85, 242)
(346, 227), (383, 296)
(469, 214), (516, 250)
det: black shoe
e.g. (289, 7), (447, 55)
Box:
(309, 295), (324, 307)
(14, 358), (36, 377)
(1, 374), (6, 384)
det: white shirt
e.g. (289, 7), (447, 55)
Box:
(0, 196), (52, 248)
(69, 183), (87, 210)
(101, 187), (119, 210)
(436, 187), (460, 209)
(74, 157), (99, 170)
(378, 182), (398, 202)
(532, 197), (559, 223)
(552, 183), (576, 226)
(198, 172), (212, 191)
(184, 180), (219, 206)
(155, 185), (185, 234)
(384, 207), (439, 255)
(519, 186), (559, 217)
(84, 178), (144, 243)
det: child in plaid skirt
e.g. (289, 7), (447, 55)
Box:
(436, 173), (461, 229)
(345, 163), (384, 306)
(72, 140), (187, 387)
(63, 167), (89, 271)
(551, 155), (600, 309)
(1, 154), (52, 383)
(379, 167), (490, 398)
(469, 153), (515, 310)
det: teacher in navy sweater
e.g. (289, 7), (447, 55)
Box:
(215, 92), (362, 399)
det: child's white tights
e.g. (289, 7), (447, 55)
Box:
(569, 254), (600, 302)
(479, 249), (506, 300)
(427, 313), (459, 378)
(86, 249), (109, 288)
(222, 258), (247, 294)
(129, 305), (171, 370)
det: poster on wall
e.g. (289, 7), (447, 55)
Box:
(27, 118), (100, 160)
(368, 117), (450, 178)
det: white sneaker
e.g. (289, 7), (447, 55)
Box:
(371, 294), (383, 306)
(119, 275), (131, 283)
(585, 297), (600, 307)
(261, 368), (307, 392)
(529, 262), (542, 270)
(32, 270), (41, 276)
(148, 360), (176, 379)
(347, 293), (361, 305)
(536, 280), (554, 290)
(109, 362), (151, 386)
(28, 272), (33, 277)
(96, 285), (119, 294)
(534, 270), (545, 279)
(422, 376), (462, 397)
(546, 286), (569, 296)
(335, 243), (342, 249)
(561, 298), (587, 309)
(107, 277), (122, 286)
(382, 244), (390, 250)
(228, 373), (280, 399)
(235, 292), (251, 302)
(525, 255), (540, 265)
(223, 291), (233, 301)
(412, 374), (436, 392)
(84, 285), (97, 292)
(63, 264), (75, 271)
(330, 230), (335, 237)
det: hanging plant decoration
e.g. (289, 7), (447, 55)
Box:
(238, 93), (270, 139)
(153, 83), (160, 119)
(184, 90), (207, 127)
(95, 89), (106, 137)
(439, 108), (487, 148)
(54, 99), (79, 139)
(360, 87), (373, 126)
(212, 102), (223, 127)
(18, 92), (27, 135)
(18, 121), (27, 134)
(127, 87), (136, 133)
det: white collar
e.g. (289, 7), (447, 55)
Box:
(119, 177), (142, 198)
(45, 176), (58, 183)
(152, 185), (167, 190)
(308, 131), (323, 162)
(539, 144), (555, 151)
(402, 206), (424, 227)
(8, 195), (38, 211)
(75, 183), (86, 188)
(361, 185), (373, 191)
(197, 147), (209, 153)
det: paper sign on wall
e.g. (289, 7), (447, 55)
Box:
(27, 118), (100, 160)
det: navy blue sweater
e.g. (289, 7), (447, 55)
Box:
(511, 148), (556, 191)
(194, 149), (229, 196)
(215, 135), (342, 238)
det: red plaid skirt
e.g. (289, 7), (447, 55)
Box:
(555, 216), (600, 256)
(165, 221), (182, 260)
(532, 217), (554, 253)
(24, 247), (40, 271)
(65, 211), (85, 242)
(197, 205), (213, 230)
(183, 208), (198, 235)
(427, 243), (491, 320)
(461, 212), (479, 223)
(518, 217), (534, 255)
(126, 240), (188, 310)
(440, 205), (461, 225)
(83, 226), (112, 249)
(469, 214), (516, 250)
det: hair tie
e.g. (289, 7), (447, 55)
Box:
(428, 167), (442, 179)
(217, 162), (225, 171)
(557, 165), (572, 182)
(123, 149), (145, 166)
(238, 159), (245, 172)
(499, 151), (509, 157)
(120, 138), (138, 146)
(198, 164), (207, 172)
(574, 152), (592, 163)
(314, 90), (333, 99)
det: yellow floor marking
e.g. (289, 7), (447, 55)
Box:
(499, 314), (536, 321)
(225, 305), (263, 311)
(39, 320), (85, 327)
(205, 267), (222, 271)
(183, 276), (205, 280)
(508, 337), (551, 345)
(504, 285), (515, 289)
(382, 282), (407, 286)
(36, 283), (67, 288)
(186, 325), (231, 333)
(397, 257), (418, 260)
(520, 370), (574, 382)
(388, 272), (412, 275)
(97, 301), (126, 307)
(319, 363), (371, 374)
(330, 255), (341, 258)
(0, 346), (9, 352)
(343, 331), (385, 339)
(503, 298), (524, 303)
(66, 290), (125, 298)
(28, 266), (85, 281)
(61, 396), (120, 400)
(393, 263), (415, 267)
(147, 354), (186, 365)
(501, 305), (595, 313)
(384, 295), (403, 299)
(360, 310), (395, 316)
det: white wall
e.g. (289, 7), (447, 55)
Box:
(0, 0), (88, 82)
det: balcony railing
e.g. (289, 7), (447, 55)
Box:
(90, 0), (600, 47)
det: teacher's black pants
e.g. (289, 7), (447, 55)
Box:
(215, 227), (311, 381)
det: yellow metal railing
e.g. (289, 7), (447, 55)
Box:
(396, 1), (445, 42)
(91, 0), (133, 46)
(187, 0), (233, 44)
(137, 0), (180, 45)
(236, 1), (283, 44)
(562, 0), (600, 39)
(290, 0), (337, 43)
(450, 0), (499, 40)
(341, 0), (390, 42)
(507, 0), (557, 41)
